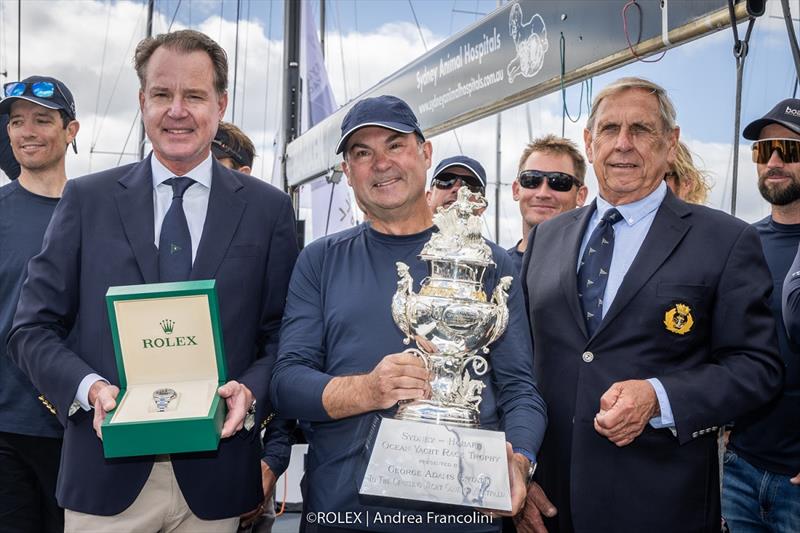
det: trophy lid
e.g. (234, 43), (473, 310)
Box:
(420, 188), (494, 267)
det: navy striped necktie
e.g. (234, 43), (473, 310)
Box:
(577, 208), (622, 336)
(159, 177), (195, 282)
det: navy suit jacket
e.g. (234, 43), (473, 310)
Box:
(7, 155), (298, 519)
(522, 191), (784, 533)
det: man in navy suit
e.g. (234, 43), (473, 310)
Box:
(517, 77), (783, 533)
(7, 30), (298, 532)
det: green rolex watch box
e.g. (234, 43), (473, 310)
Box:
(101, 280), (227, 458)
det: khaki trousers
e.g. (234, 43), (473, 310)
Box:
(65, 459), (239, 533)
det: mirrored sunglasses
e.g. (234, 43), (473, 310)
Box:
(752, 138), (800, 164)
(518, 170), (581, 192)
(432, 173), (485, 194)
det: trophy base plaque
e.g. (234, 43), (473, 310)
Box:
(359, 417), (511, 512)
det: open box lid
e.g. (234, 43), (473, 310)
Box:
(105, 280), (227, 388)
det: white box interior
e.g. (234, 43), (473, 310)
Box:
(109, 294), (221, 424)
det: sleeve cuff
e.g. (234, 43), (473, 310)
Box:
(646, 377), (675, 430)
(512, 447), (536, 465)
(75, 373), (107, 411)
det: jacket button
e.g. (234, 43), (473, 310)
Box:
(582, 351), (594, 363)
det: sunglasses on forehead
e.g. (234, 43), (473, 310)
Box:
(517, 170), (581, 192)
(3, 81), (74, 118)
(431, 173), (485, 194)
(752, 138), (800, 164)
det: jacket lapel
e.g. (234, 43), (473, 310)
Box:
(559, 203), (595, 339)
(190, 159), (246, 280)
(114, 156), (158, 284)
(594, 191), (691, 338)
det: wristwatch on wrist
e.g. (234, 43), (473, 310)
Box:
(243, 399), (257, 431)
(525, 460), (537, 487)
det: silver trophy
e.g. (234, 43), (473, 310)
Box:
(392, 187), (511, 427)
(359, 187), (514, 511)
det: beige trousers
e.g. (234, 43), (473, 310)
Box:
(64, 460), (239, 533)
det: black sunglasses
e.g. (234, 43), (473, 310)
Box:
(517, 170), (581, 192)
(752, 138), (800, 164)
(432, 173), (485, 194)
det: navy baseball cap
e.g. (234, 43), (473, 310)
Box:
(743, 98), (800, 140)
(0, 75), (76, 119)
(336, 95), (424, 155)
(432, 155), (487, 188)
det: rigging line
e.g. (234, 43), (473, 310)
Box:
(781, 0), (800, 82)
(622, 0), (667, 63)
(726, 0), (756, 216)
(91, 2), (147, 149)
(354, 0), (362, 93)
(0, 1), (5, 76)
(232, 0), (241, 121)
(449, 0), (456, 35)
(167, 0), (182, 31)
(334, 0), (349, 102)
(324, 179), (336, 236)
(91, 0), (113, 152)
(408, 0), (427, 50)
(118, 109), (141, 166)
(218, 0), (224, 42)
(259, 0), (274, 178)
(239, 0), (251, 127)
(559, 33), (586, 137)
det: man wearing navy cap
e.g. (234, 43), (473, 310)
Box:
(0, 75), (80, 532)
(272, 94), (546, 532)
(724, 98), (800, 531)
(427, 155), (487, 214)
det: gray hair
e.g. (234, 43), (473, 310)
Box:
(586, 77), (677, 132)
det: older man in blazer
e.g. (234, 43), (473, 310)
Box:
(7, 30), (297, 532)
(517, 77), (783, 533)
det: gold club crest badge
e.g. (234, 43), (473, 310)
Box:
(664, 303), (693, 335)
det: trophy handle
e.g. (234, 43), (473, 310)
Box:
(402, 347), (430, 371)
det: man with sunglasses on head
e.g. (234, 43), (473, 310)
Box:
(272, 94), (546, 533)
(508, 135), (588, 273)
(212, 121), (256, 175)
(722, 98), (800, 532)
(519, 77), (782, 533)
(0, 75), (79, 533)
(426, 155), (488, 214)
(8, 31), (298, 532)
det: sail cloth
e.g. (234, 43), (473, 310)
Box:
(301, 5), (356, 240)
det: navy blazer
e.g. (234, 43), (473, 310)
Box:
(522, 191), (783, 533)
(7, 155), (298, 519)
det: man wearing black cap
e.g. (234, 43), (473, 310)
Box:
(272, 94), (546, 532)
(427, 155), (487, 214)
(212, 121), (256, 174)
(723, 99), (800, 531)
(0, 75), (79, 532)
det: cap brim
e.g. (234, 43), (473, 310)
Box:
(432, 162), (486, 188)
(335, 121), (420, 154)
(0, 95), (67, 116)
(743, 118), (800, 140)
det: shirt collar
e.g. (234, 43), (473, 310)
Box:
(596, 180), (667, 226)
(150, 152), (213, 190)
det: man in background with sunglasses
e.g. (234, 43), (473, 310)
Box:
(519, 77), (782, 533)
(0, 75), (79, 533)
(426, 155), (487, 214)
(723, 98), (800, 531)
(508, 135), (588, 273)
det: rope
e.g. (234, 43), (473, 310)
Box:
(781, 0), (800, 82)
(559, 33), (592, 137)
(727, 0), (756, 216)
(622, 0), (667, 63)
